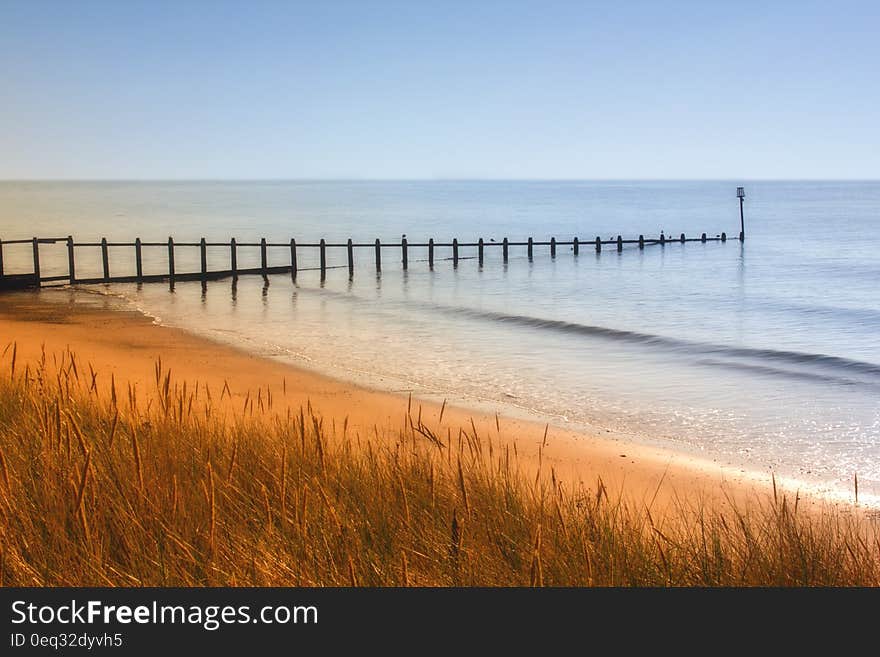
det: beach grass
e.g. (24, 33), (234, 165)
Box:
(0, 342), (877, 586)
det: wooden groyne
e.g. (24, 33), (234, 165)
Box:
(0, 231), (734, 290)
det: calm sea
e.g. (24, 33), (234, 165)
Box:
(2, 180), (879, 505)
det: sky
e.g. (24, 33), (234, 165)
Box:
(1, 0), (878, 180)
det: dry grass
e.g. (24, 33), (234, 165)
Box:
(0, 342), (877, 586)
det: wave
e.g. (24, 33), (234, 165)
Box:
(694, 358), (879, 387)
(291, 284), (880, 381)
(450, 307), (880, 378)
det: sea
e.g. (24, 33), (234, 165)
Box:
(2, 180), (878, 506)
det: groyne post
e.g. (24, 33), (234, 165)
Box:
(595, 236), (601, 253)
(347, 238), (354, 279)
(478, 238), (484, 266)
(453, 238), (459, 267)
(427, 238), (433, 269)
(550, 237), (556, 258)
(260, 238), (268, 276)
(376, 238), (382, 272)
(402, 236), (408, 270)
(68, 236), (76, 284)
(573, 236), (579, 256)
(167, 237), (175, 282)
(200, 237), (208, 280)
(319, 238), (326, 280)
(101, 238), (110, 282)
(527, 237), (533, 261)
(617, 235), (623, 252)
(134, 237), (142, 280)
(230, 238), (238, 276)
(502, 237), (509, 262)
(32, 237), (41, 283)
(290, 238), (297, 279)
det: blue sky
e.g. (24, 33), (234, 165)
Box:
(1, 1), (878, 179)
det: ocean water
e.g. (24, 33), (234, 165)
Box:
(2, 180), (879, 505)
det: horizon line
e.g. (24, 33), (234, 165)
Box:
(2, 177), (879, 183)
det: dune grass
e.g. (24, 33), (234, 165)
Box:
(0, 342), (877, 586)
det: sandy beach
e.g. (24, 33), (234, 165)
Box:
(0, 288), (801, 517)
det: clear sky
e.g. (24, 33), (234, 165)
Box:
(1, 0), (878, 179)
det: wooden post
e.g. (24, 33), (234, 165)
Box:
(550, 237), (556, 258)
(401, 237), (408, 270)
(290, 239), (297, 278)
(680, 233), (685, 243)
(101, 238), (110, 282)
(738, 187), (746, 241)
(660, 232), (666, 245)
(573, 236), (579, 256)
(617, 235), (623, 252)
(427, 238), (433, 270)
(595, 236), (601, 253)
(167, 237), (175, 282)
(31, 237), (41, 284)
(319, 238), (326, 279)
(478, 238), (484, 266)
(502, 237), (508, 263)
(230, 238), (238, 276)
(701, 232), (707, 243)
(721, 232), (727, 242)
(639, 234), (645, 250)
(527, 237), (533, 261)
(200, 237), (207, 280)
(260, 238), (268, 275)
(0, 239), (4, 277)
(347, 238), (354, 279)
(375, 238), (382, 272)
(134, 238), (143, 281)
(67, 236), (76, 284)
(453, 238), (459, 267)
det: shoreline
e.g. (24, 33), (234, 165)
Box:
(0, 288), (862, 517)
